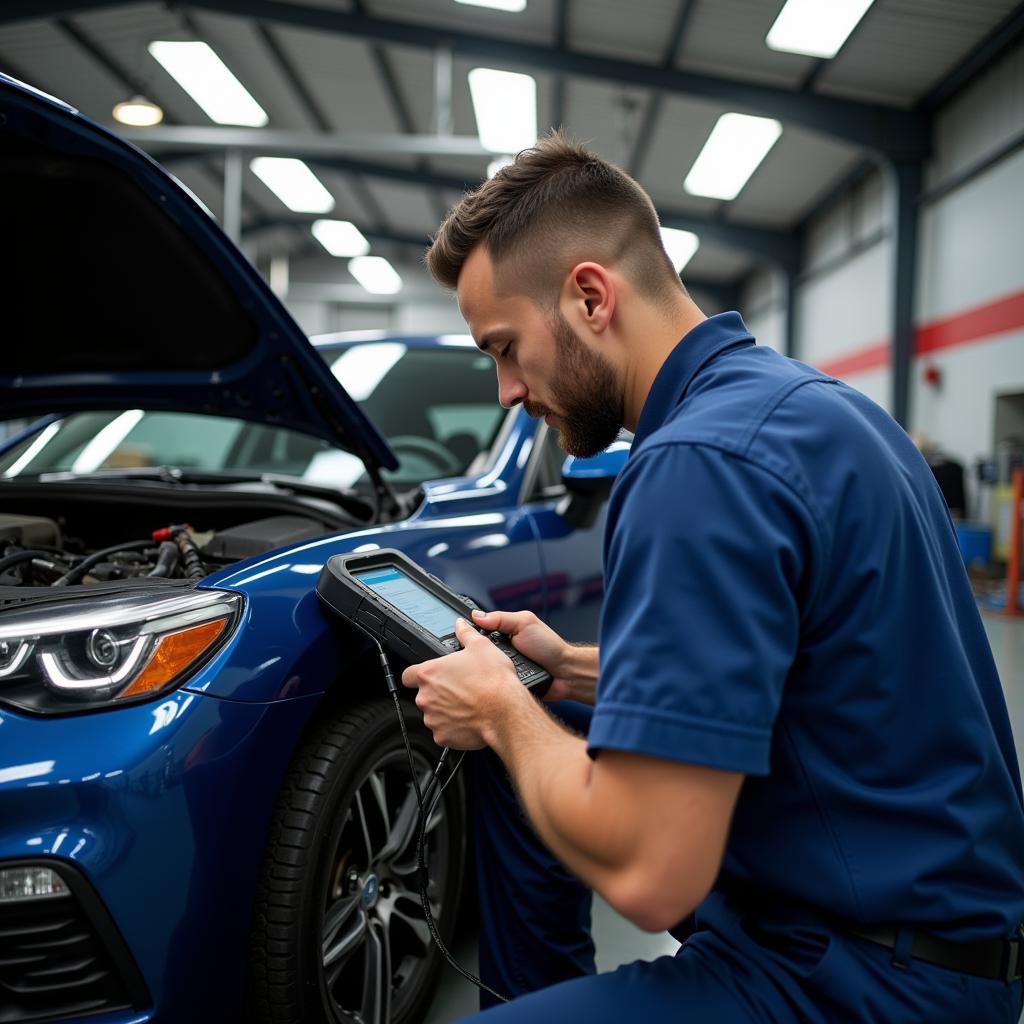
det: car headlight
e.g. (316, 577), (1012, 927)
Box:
(0, 588), (241, 715)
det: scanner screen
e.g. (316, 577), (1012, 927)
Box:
(355, 566), (460, 639)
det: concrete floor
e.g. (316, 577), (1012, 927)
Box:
(426, 610), (1024, 1023)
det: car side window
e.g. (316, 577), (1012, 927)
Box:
(326, 344), (507, 480)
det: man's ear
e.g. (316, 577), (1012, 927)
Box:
(566, 262), (615, 334)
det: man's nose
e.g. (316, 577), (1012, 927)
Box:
(497, 369), (528, 410)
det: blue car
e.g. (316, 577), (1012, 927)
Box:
(0, 74), (623, 1023)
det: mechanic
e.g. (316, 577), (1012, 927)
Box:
(402, 133), (1024, 1022)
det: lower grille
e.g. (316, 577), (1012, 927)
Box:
(0, 861), (148, 1023)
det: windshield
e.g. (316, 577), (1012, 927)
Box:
(0, 343), (506, 488)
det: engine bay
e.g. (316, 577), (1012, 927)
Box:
(0, 510), (333, 587)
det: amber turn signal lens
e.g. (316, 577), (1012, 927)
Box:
(118, 618), (227, 698)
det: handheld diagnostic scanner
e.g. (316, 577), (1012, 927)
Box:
(316, 548), (552, 696)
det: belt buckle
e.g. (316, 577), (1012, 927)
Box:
(1003, 927), (1023, 983)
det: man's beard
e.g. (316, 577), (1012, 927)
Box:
(524, 311), (623, 458)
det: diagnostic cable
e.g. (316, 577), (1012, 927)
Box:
(350, 617), (510, 1004)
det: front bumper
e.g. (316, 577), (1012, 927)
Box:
(0, 688), (322, 1022)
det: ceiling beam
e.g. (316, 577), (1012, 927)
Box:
(12, 0), (930, 157)
(152, 142), (798, 265)
(627, 0), (696, 178)
(251, 21), (389, 231)
(797, 0), (879, 94)
(115, 123), (491, 157)
(255, 23), (332, 132)
(178, 0), (929, 157)
(660, 212), (798, 268)
(920, 1), (1024, 111)
(254, 222), (741, 310)
(158, 147), (475, 192)
(0, 0), (123, 21)
(54, 15), (148, 97)
(349, 0), (449, 224)
(243, 216), (425, 250)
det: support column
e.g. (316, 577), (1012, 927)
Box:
(434, 46), (453, 137)
(783, 265), (798, 359)
(889, 159), (923, 428)
(223, 147), (243, 245)
(269, 254), (289, 300)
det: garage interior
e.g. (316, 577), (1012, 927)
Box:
(1, 0), (1023, 1021)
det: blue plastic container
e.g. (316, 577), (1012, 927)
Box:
(955, 522), (992, 568)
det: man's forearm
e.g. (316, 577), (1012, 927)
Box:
(484, 685), (636, 898)
(480, 678), (740, 932)
(557, 642), (600, 705)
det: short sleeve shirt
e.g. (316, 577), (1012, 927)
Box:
(588, 312), (1024, 940)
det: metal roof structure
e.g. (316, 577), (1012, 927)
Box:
(1, 0), (1022, 333)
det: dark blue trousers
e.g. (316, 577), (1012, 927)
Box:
(468, 702), (1024, 1023)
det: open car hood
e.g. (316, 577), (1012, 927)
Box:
(0, 74), (398, 473)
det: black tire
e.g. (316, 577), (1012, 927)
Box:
(247, 698), (467, 1024)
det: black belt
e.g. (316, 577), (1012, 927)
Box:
(845, 922), (1023, 983)
(716, 878), (1023, 983)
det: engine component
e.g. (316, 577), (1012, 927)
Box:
(147, 541), (180, 578)
(201, 515), (327, 560)
(0, 549), (56, 576)
(0, 514), (61, 550)
(174, 530), (206, 581)
(0, 512), (327, 588)
(53, 540), (154, 587)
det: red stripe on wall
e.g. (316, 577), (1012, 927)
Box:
(815, 341), (890, 378)
(915, 289), (1024, 355)
(810, 287), (1024, 379)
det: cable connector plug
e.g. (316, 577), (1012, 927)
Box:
(378, 647), (399, 694)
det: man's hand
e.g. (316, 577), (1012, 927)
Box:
(401, 617), (530, 749)
(470, 608), (598, 705)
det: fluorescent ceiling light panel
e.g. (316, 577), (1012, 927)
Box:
(312, 219), (370, 257)
(148, 41), (268, 126)
(766, 0), (875, 59)
(349, 256), (403, 295)
(659, 227), (699, 273)
(251, 157), (335, 214)
(683, 113), (782, 201)
(455, 0), (527, 10)
(468, 68), (537, 153)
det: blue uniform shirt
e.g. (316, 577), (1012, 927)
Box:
(589, 312), (1024, 940)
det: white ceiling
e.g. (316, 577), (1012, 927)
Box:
(0, 0), (1017, 291)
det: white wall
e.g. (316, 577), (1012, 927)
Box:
(912, 43), (1024, 472)
(393, 297), (469, 335)
(786, 40), (1024, 469)
(797, 235), (892, 396)
(285, 300), (394, 337)
(740, 267), (785, 353)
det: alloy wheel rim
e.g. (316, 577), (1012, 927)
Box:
(320, 747), (450, 1024)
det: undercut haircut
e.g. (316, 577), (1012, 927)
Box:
(426, 132), (685, 308)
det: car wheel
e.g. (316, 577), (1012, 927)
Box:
(248, 698), (467, 1023)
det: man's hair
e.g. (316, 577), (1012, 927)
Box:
(426, 131), (684, 307)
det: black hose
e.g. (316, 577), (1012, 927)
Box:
(52, 540), (154, 587)
(147, 541), (180, 578)
(0, 549), (60, 575)
(174, 531), (206, 581)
